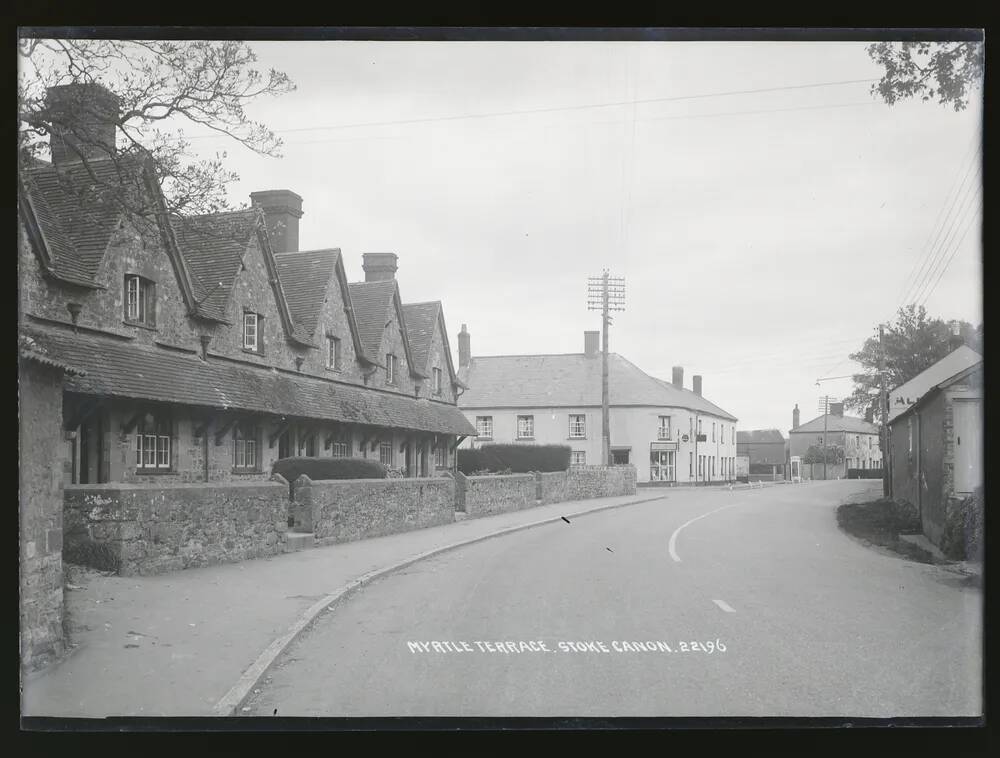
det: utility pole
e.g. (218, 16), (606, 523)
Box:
(818, 395), (832, 481)
(879, 324), (890, 498)
(587, 271), (625, 465)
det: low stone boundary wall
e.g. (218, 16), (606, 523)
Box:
(464, 474), (536, 517)
(537, 471), (568, 504)
(63, 479), (289, 576)
(294, 476), (455, 545)
(564, 465), (637, 500)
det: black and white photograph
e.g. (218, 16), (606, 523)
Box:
(17, 28), (985, 727)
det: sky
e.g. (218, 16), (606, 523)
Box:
(54, 39), (989, 432)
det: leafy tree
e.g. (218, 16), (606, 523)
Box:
(18, 38), (295, 218)
(802, 444), (844, 465)
(846, 304), (982, 419)
(867, 41), (984, 112)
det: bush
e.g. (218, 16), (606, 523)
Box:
(941, 487), (984, 561)
(457, 444), (571, 474)
(847, 468), (885, 479)
(272, 456), (387, 484)
(64, 536), (121, 574)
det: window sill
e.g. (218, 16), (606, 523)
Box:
(231, 469), (263, 475)
(123, 320), (158, 332)
(326, 366), (343, 373)
(134, 468), (175, 475)
(516, 437), (535, 441)
(242, 348), (264, 357)
(568, 437), (587, 441)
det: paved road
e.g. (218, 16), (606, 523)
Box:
(243, 481), (982, 718)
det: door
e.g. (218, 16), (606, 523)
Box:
(650, 451), (675, 482)
(78, 416), (105, 484)
(953, 399), (982, 495)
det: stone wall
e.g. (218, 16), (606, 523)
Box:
(564, 465), (637, 500)
(464, 474), (536, 517)
(63, 480), (289, 576)
(19, 360), (67, 671)
(293, 476), (455, 545)
(537, 471), (568, 504)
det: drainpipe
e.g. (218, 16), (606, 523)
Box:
(203, 420), (210, 482)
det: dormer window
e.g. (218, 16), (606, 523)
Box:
(124, 275), (155, 326)
(243, 312), (262, 353)
(386, 353), (397, 385)
(433, 367), (442, 395)
(327, 334), (342, 371)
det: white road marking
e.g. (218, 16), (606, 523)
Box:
(668, 502), (743, 563)
(712, 599), (736, 613)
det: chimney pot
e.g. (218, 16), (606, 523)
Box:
(250, 189), (303, 254)
(45, 83), (121, 165)
(672, 366), (684, 389)
(362, 253), (398, 282)
(584, 331), (600, 357)
(458, 323), (471, 369)
(692, 375), (702, 396)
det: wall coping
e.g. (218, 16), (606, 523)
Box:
(466, 473), (536, 482)
(64, 480), (286, 492)
(297, 476), (452, 485)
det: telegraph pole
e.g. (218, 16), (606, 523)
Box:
(587, 271), (625, 465)
(879, 324), (890, 497)
(818, 395), (832, 481)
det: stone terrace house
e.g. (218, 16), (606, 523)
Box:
(18, 83), (475, 486)
(788, 403), (882, 478)
(457, 327), (739, 484)
(887, 351), (983, 547)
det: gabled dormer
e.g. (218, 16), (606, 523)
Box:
(401, 301), (466, 405)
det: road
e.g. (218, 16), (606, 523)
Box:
(242, 481), (982, 718)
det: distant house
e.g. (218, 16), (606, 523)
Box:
(887, 352), (983, 548)
(788, 403), (882, 479)
(736, 429), (787, 479)
(456, 328), (739, 485)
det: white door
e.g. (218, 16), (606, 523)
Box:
(953, 399), (982, 495)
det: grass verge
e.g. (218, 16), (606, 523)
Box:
(836, 498), (935, 564)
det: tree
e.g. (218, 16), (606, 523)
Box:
(846, 304), (982, 418)
(867, 41), (984, 112)
(18, 38), (295, 218)
(802, 444), (844, 465)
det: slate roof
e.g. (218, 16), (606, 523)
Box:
(888, 345), (983, 423)
(737, 429), (785, 444)
(790, 414), (879, 435)
(172, 209), (260, 322)
(25, 327), (476, 436)
(348, 280), (397, 361)
(458, 353), (738, 420)
(274, 249), (340, 340)
(20, 157), (139, 285)
(401, 302), (440, 373)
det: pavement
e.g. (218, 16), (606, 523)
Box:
(237, 480), (983, 718)
(21, 488), (681, 718)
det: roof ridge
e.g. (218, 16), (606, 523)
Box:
(274, 247), (341, 257)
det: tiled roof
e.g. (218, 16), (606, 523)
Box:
(737, 429), (785, 444)
(401, 302), (440, 373)
(18, 332), (85, 375)
(20, 157), (137, 284)
(888, 345), (983, 423)
(273, 250), (340, 340)
(172, 210), (259, 321)
(458, 353), (738, 420)
(791, 414), (879, 435)
(348, 280), (397, 361)
(25, 326), (476, 436)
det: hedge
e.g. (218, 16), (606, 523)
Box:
(847, 468), (885, 479)
(941, 487), (984, 561)
(457, 443), (571, 474)
(272, 456), (387, 484)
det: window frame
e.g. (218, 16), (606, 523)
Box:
(134, 411), (172, 472)
(658, 415), (671, 440)
(327, 334), (342, 371)
(570, 450), (587, 467)
(516, 414), (535, 439)
(233, 422), (260, 472)
(386, 353), (397, 385)
(124, 274), (156, 327)
(433, 367), (443, 395)
(242, 311), (261, 353)
(379, 440), (394, 467)
(476, 416), (494, 440)
(568, 414), (587, 439)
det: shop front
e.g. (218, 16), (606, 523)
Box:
(649, 441), (678, 482)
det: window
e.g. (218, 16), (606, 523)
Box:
(689, 418), (693, 439)
(379, 441), (394, 467)
(698, 419), (702, 434)
(124, 275), (156, 326)
(243, 312), (260, 352)
(569, 414), (586, 438)
(135, 412), (171, 471)
(908, 418), (913, 453)
(298, 431), (317, 458)
(571, 451), (587, 466)
(332, 441), (350, 458)
(233, 422), (259, 471)
(712, 422), (716, 442)
(689, 452), (693, 477)
(435, 444), (447, 468)
(328, 335), (342, 370)
(475, 416), (493, 439)
(386, 353), (397, 384)
(433, 367), (443, 395)
(517, 415), (534, 439)
(658, 416), (671, 440)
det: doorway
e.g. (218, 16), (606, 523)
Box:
(953, 399), (982, 495)
(78, 415), (105, 484)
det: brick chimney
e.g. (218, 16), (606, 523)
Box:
(584, 331), (600, 357)
(672, 366), (684, 389)
(362, 253), (398, 282)
(45, 83), (120, 165)
(250, 190), (303, 254)
(458, 324), (471, 369)
(692, 375), (702, 396)
(830, 402), (844, 418)
(793, 404), (800, 429)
